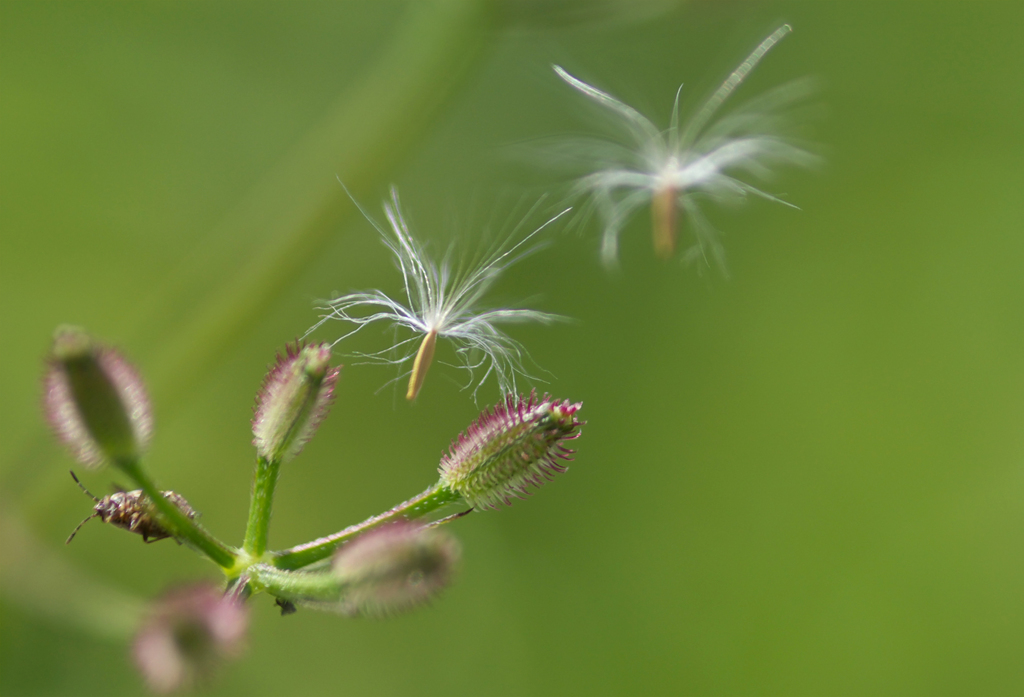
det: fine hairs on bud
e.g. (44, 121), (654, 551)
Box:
(332, 521), (460, 617)
(43, 325), (153, 468)
(439, 391), (582, 510)
(252, 342), (340, 464)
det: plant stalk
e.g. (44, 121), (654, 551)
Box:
(243, 456), (282, 558)
(117, 459), (237, 569)
(249, 564), (342, 603)
(271, 482), (460, 570)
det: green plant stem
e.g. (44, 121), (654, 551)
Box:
(242, 456), (281, 558)
(117, 459), (237, 569)
(249, 564), (342, 603)
(271, 482), (461, 570)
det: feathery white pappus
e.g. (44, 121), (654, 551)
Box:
(553, 25), (820, 269)
(310, 186), (571, 401)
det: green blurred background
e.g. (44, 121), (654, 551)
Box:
(3, 1), (1024, 695)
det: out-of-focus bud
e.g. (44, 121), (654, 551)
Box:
(132, 583), (248, 694)
(252, 342), (339, 464)
(43, 326), (153, 469)
(439, 391), (582, 510)
(332, 521), (460, 617)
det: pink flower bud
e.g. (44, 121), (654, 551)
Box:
(132, 583), (248, 694)
(439, 391), (582, 510)
(252, 342), (339, 464)
(42, 326), (152, 468)
(332, 521), (460, 617)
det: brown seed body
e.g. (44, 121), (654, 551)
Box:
(406, 329), (437, 401)
(67, 472), (198, 544)
(651, 186), (678, 259)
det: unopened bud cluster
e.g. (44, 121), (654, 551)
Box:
(43, 329), (583, 693)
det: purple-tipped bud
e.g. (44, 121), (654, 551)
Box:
(332, 521), (460, 617)
(252, 342), (339, 464)
(132, 583), (248, 694)
(439, 391), (582, 510)
(42, 326), (152, 469)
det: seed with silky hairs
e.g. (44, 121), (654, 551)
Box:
(332, 521), (460, 617)
(439, 391), (582, 510)
(551, 24), (819, 269)
(42, 326), (153, 469)
(311, 186), (570, 402)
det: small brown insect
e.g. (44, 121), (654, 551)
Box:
(66, 470), (198, 544)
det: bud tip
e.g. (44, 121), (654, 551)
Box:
(43, 326), (152, 468)
(439, 390), (583, 510)
(252, 342), (340, 464)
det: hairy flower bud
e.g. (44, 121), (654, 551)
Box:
(132, 584), (248, 694)
(439, 391), (582, 510)
(252, 342), (339, 464)
(332, 522), (460, 617)
(43, 326), (152, 468)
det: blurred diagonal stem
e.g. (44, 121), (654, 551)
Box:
(141, 0), (495, 410)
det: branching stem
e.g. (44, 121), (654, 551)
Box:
(243, 456), (281, 558)
(249, 564), (342, 603)
(117, 459), (237, 569)
(271, 482), (461, 570)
